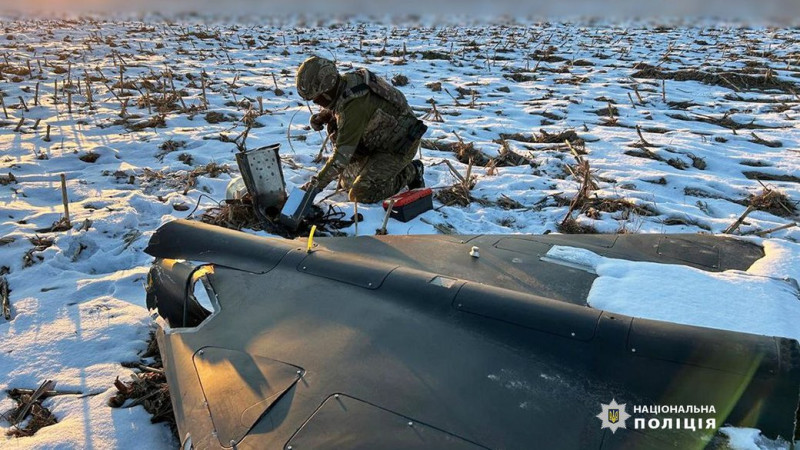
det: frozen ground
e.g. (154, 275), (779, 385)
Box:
(0, 14), (798, 449)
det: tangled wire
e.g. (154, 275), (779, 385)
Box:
(199, 195), (361, 238)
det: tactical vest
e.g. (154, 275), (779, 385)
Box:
(337, 69), (427, 153)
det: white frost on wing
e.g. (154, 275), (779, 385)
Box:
(541, 245), (603, 273)
(747, 239), (800, 286)
(545, 242), (800, 343)
(719, 427), (792, 450)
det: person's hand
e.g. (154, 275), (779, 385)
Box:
(310, 109), (333, 131)
(300, 177), (320, 192)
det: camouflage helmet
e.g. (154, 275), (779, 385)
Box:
(296, 56), (339, 101)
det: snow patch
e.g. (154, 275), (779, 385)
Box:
(545, 241), (800, 342)
(720, 427), (792, 450)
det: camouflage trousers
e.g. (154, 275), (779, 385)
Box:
(339, 139), (421, 203)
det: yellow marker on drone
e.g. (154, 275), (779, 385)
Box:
(307, 225), (317, 253)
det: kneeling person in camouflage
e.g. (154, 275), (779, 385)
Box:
(296, 56), (426, 203)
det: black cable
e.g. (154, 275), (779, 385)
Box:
(185, 193), (223, 219)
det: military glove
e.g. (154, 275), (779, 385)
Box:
(310, 109), (334, 132)
(300, 177), (320, 192)
(326, 117), (338, 136)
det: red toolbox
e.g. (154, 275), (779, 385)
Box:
(382, 188), (433, 222)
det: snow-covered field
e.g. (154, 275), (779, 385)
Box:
(0, 14), (798, 449)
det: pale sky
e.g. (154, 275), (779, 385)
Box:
(1, 0), (799, 21)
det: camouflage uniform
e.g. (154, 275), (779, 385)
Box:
(310, 68), (426, 203)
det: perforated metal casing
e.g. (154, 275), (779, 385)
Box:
(234, 144), (286, 217)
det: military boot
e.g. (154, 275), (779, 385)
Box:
(408, 160), (425, 190)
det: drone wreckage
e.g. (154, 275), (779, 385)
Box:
(144, 144), (799, 449)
